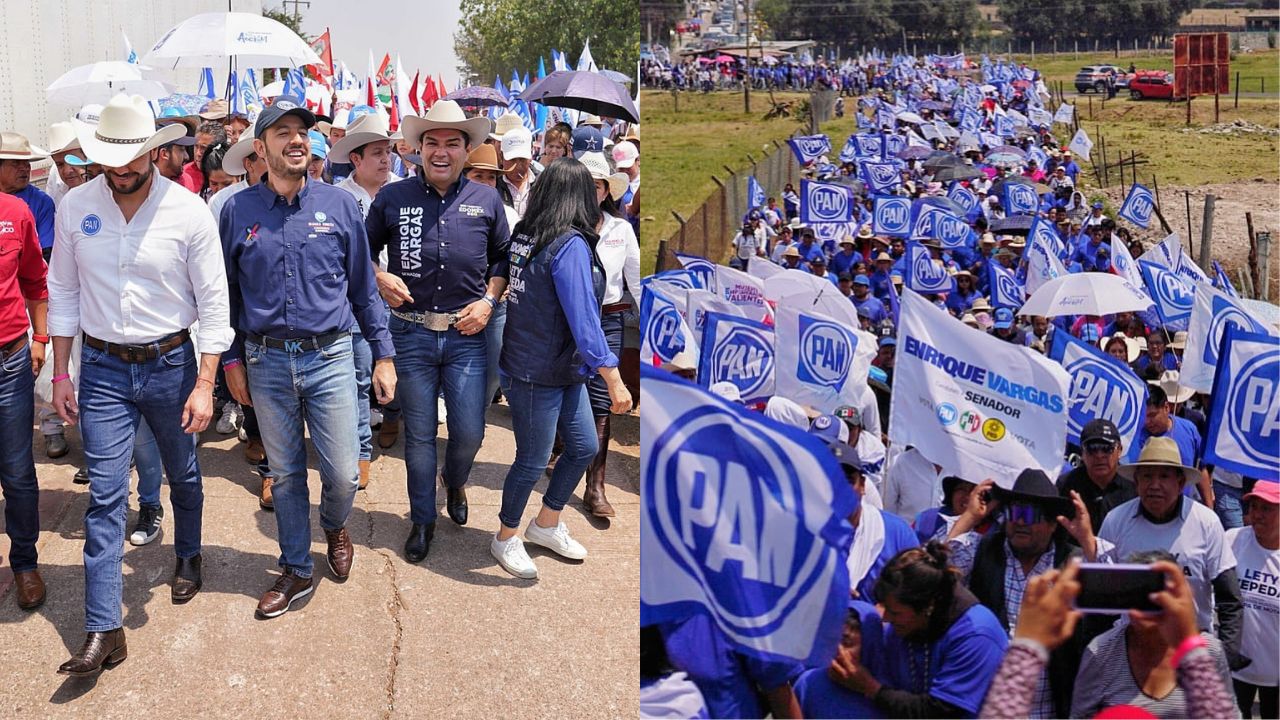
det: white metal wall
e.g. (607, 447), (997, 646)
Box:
(0, 0), (260, 147)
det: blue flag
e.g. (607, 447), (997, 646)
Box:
(994, 113), (1014, 137)
(640, 287), (693, 365)
(787, 135), (831, 165)
(853, 133), (883, 159)
(903, 241), (954, 294)
(882, 134), (907, 160)
(886, 272), (902, 324)
(698, 312), (776, 403)
(1117, 183), (1155, 229)
(647, 268), (705, 292)
(1138, 260), (1194, 331)
(1002, 182), (1040, 216)
(800, 179), (857, 224)
(909, 199), (975, 249)
(946, 183), (979, 217)
(281, 68), (307, 105)
(838, 136), (860, 164)
(1212, 261), (1239, 298)
(226, 70), (240, 115)
(988, 261), (1025, 308)
(872, 195), (911, 237)
(1048, 328), (1149, 450)
(639, 366), (856, 665)
(858, 160), (900, 194)
(1203, 326), (1280, 478)
(198, 67), (216, 99)
(747, 176), (766, 210)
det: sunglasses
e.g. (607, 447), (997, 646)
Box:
(1083, 441), (1117, 455)
(1007, 503), (1048, 525)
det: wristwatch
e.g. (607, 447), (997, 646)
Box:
(482, 294), (498, 309)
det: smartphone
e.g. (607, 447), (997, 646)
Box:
(1073, 563), (1165, 614)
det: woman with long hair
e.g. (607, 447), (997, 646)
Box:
(490, 158), (632, 579)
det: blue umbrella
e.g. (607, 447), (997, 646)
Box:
(155, 92), (209, 116)
(443, 86), (508, 108)
(520, 70), (638, 123)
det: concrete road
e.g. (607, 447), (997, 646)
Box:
(0, 404), (639, 718)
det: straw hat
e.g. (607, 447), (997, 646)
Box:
(222, 119), (259, 175)
(1153, 370), (1195, 405)
(71, 94), (185, 167)
(1169, 331), (1188, 350)
(401, 100), (491, 151)
(0, 132), (50, 161)
(463, 143), (501, 172)
(488, 112), (524, 140)
(578, 152), (628, 201)
(329, 112), (401, 161)
(1117, 436), (1200, 485)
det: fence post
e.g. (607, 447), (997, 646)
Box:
(1185, 191), (1194, 257)
(1075, 39), (1079, 60)
(1259, 231), (1272, 300)
(1246, 211), (1258, 298)
(1235, 71), (1240, 108)
(1199, 194), (1215, 273)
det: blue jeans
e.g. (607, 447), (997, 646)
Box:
(389, 316), (488, 525)
(79, 340), (203, 632)
(352, 329), (372, 461)
(497, 377), (597, 529)
(1214, 480), (1245, 530)
(484, 300), (507, 406)
(133, 419), (165, 508)
(245, 335), (360, 578)
(0, 343), (39, 573)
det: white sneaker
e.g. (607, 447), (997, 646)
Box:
(437, 397), (447, 424)
(524, 519), (588, 560)
(491, 534), (538, 579)
(216, 401), (241, 434)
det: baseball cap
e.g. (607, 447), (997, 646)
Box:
(830, 441), (862, 472)
(1243, 481), (1280, 505)
(853, 274), (871, 286)
(833, 405), (862, 427)
(255, 99), (316, 139)
(810, 255), (826, 266)
(500, 126), (533, 161)
(709, 381), (741, 403)
(1080, 419), (1120, 447)
(571, 126), (605, 158)
(809, 414), (850, 444)
(1091, 201), (1104, 209)
(879, 336), (897, 348)
(308, 129), (328, 159)
(612, 140), (638, 169)
(994, 307), (1015, 330)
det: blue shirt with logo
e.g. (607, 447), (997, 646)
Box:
(879, 602), (1008, 717)
(12, 185), (54, 249)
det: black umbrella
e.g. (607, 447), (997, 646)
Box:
(519, 70), (638, 123)
(990, 215), (1035, 235)
(930, 164), (984, 182)
(922, 151), (961, 171)
(443, 86), (509, 108)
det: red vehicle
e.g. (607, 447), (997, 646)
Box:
(1128, 70), (1178, 100)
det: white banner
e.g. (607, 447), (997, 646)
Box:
(775, 304), (877, 414)
(715, 265), (771, 323)
(889, 290), (1071, 488)
(1183, 283), (1274, 393)
(686, 288), (744, 334)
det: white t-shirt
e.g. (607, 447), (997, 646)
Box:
(597, 215), (640, 305)
(732, 230), (764, 261)
(881, 446), (943, 523)
(1099, 497), (1235, 631)
(1226, 527), (1279, 687)
(640, 672), (707, 719)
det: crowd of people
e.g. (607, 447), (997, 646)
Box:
(640, 50), (1278, 719)
(0, 80), (641, 675)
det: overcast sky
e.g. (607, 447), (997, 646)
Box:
(297, 0), (463, 90)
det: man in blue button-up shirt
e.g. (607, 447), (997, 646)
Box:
(219, 99), (396, 619)
(366, 101), (510, 563)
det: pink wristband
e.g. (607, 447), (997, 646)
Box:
(51, 374), (71, 385)
(1170, 634), (1207, 669)
(222, 359), (242, 370)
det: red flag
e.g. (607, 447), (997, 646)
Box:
(389, 91), (399, 132)
(366, 73), (376, 107)
(309, 29), (334, 79)
(436, 75), (447, 101)
(376, 53), (393, 90)
(421, 74), (436, 110)
(408, 71), (420, 115)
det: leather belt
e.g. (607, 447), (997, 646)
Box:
(391, 309), (458, 332)
(0, 335), (27, 360)
(245, 330), (349, 353)
(602, 302), (631, 314)
(84, 330), (190, 364)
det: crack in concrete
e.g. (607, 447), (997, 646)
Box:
(364, 501), (404, 720)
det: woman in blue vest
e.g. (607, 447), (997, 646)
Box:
(490, 158), (633, 580)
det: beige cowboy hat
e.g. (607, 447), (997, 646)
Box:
(488, 112), (524, 140)
(329, 112), (402, 161)
(401, 100), (491, 151)
(198, 99), (230, 120)
(71, 94), (185, 168)
(1117, 436), (1200, 486)
(222, 118), (260, 176)
(970, 297), (993, 312)
(857, 225), (874, 240)
(46, 122), (80, 155)
(0, 132), (50, 161)
(578, 152), (628, 202)
(463, 143), (501, 172)
(622, 125), (639, 143)
(1153, 370), (1195, 405)
(1169, 330), (1188, 350)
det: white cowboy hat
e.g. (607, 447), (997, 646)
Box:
(0, 132), (50, 161)
(488, 112), (524, 140)
(329, 112), (401, 161)
(46, 122), (80, 155)
(401, 100), (491, 151)
(71, 94), (185, 168)
(1153, 369), (1195, 405)
(578, 152), (627, 201)
(222, 120), (258, 176)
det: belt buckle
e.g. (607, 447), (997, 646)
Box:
(123, 345), (146, 363)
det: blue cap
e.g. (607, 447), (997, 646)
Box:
(571, 126), (605, 158)
(254, 98), (316, 139)
(1091, 201), (1103, 209)
(65, 154), (92, 166)
(808, 414), (848, 444)
(853, 274), (871, 286)
(308, 129), (328, 159)
(879, 336), (897, 348)
(994, 307), (1015, 329)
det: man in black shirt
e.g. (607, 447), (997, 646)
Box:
(1056, 419), (1136, 536)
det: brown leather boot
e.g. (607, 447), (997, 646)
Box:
(259, 476), (274, 511)
(583, 416), (616, 518)
(377, 416), (400, 449)
(324, 527), (353, 580)
(244, 438), (265, 464)
(14, 569), (45, 610)
(359, 459), (371, 490)
(58, 628), (127, 676)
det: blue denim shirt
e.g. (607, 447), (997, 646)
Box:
(365, 175), (510, 314)
(219, 179), (393, 362)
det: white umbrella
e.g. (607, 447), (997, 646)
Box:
(1018, 272), (1154, 318)
(895, 110), (926, 125)
(46, 61), (174, 106)
(142, 12), (321, 69)
(764, 268), (832, 302)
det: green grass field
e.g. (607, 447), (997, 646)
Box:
(1009, 49), (1280, 95)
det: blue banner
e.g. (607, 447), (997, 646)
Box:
(640, 287), (692, 365)
(787, 134), (831, 165)
(959, 106), (981, 131)
(1203, 326), (1280, 478)
(1117, 183), (1155, 229)
(994, 113), (1014, 137)
(640, 366), (856, 665)
(698, 312), (776, 403)
(800, 179), (858, 224)
(1212, 261), (1239, 298)
(988, 261), (1024, 308)
(947, 183), (979, 217)
(1138, 259), (1194, 331)
(903, 241), (954, 294)
(1002, 182), (1040, 216)
(854, 133), (883, 159)
(1048, 328), (1148, 450)
(858, 160), (900, 194)
(838, 135), (860, 164)
(747, 175), (766, 210)
(872, 195), (912, 237)
(883, 134), (907, 159)
(648, 268), (706, 291)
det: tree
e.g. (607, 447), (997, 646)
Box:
(760, 0), (902, 49)
(454, 0), (640, 86)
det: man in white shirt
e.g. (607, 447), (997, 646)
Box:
(499, 126), (534, 219)
(731, 220), (766, 272)
(47, 94), (232, 676)
(207, 124), (268, 225)
(881, 445), (944, 522)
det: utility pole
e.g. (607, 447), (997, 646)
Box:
(744, 0), (752, 114)
(281, 0), (310, 23)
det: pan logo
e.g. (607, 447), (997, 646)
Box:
(81, 215), (101, 236)
(797, 316), (855, 390)
(1064, 355), (1141, 441)
(912, 251), (951, 292)
(1007, 184), (1038, 213)
(857, 135), (882, 156)
(1226, 354), (1279, 465)
(936, 402), (958, 426)
(1151, 269), (1193, 315)
(808, 184), (848, 222)
(797, 137), (829, 157)
(875, 198), (909, 235)
(645, 305), (686, 363)
(995, 270), (1022, 303)
(912, 207), (940, 238)
(864, 163), (897, 186)
(1205, 297), (1267, 365)
(712, 327), (773, 399)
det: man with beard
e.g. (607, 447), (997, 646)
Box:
(220, 97), (396, 618)
(48, 94), (232, 675)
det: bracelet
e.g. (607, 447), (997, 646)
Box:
(51, 373), (71, 385)
(1170, 634), (1208, 669)
(31, 333), (49, 344)
(222, 359), (242, 370)
(482, 294), (497, 309)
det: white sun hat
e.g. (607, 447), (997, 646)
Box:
(71, 94), (186, 167)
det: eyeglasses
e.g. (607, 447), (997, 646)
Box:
(1007, 503), (1047, 525)
(1083, 441), (1117, 455)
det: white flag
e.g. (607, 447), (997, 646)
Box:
(774, 304), (877, 414)
(1068, 128), (1093, 161)
(1182, 283), (1273, 393)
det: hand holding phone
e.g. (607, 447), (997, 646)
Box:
(1073, 563), (1165, 614)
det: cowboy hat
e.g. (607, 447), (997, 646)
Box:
(578, 152), (628, 201)
(1117, 436), (1200, 486)
(401, 100), (491, 151)
(463, 143), (501, 172)
(970, 297), (993, 312)
(1153, 370), (1195, 405)
(198, 99), (229, 120)
(990, 468), (1075, 519)
(329, 112), (402, 161)
(857, 225), (874, 239)
(222, 119), (259, 176)
(622, 125), (639, 143)
(46, 122), (80, 155)
(71, 94), (185, 168)
(0, 132), (50, 161)
(1169, 331), (1188, 350)
(489, 112), (524, 140)
(874, 252), (893, 263)
(316, 104), (379, 136)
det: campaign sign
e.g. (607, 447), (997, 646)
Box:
(640, 287), (693, 365)
(1204, 327), (1280, 477)
(686, 288), (743, 333)
(994, 113), (1014, 137)
(647, 268), (703, 292)
(883, 133), (907, 159)
(959, 107), (982, 132)
(1137, 260), (1194, 331)
(787, 134), (832, 164)
(839, 136), (860, 164)
(714, 265), (770, 323)
(800, 179), (856, 224)
(1068, 127), (1093, 159)
(859, 160), (900, 194)
(774, 303), (877, 415)
(640, 366), (856, 664)
(910, 203), (973, 249)
(989, 261), (1025, 308)
(1183, 284), (1273, 392)
(947, 183), (979, 216)
(1054, 103), (1074, 124)
(854, 133), (883, 159)
(698, 312), (776, 403)
(1049, 328), (1147, 450)
(1118, 183), (1155, 229)
(903, 241), (954, 294)
(1002, 182), (1039, 216)
(811, 221), (861, 246)
(675, 253), (717, 292)
(873, 195), (912, 237)
(796, 314), (855, 390)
